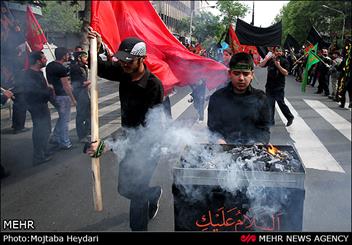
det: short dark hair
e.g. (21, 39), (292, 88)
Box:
(29, 51), (44, 65)
(74, 51), (88, 60)
(274, 46), (283, 52)
(55, 47), (68, 60)
(229, 52), (254, 70)
(75, 45), (83, 50)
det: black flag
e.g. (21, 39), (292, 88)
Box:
(256, 46), (268, 59)
(284, 34), (300, 52)
(235, 18), (282, 47)
(307, 26), (331, 49)
(216, 31), (227, 49)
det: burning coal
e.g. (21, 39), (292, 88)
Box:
(179, 144), (302, 173)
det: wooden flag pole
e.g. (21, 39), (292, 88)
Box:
(45, 42), (56, 61)
(25, 41), (32, 52)
(89, 36), (103, 211)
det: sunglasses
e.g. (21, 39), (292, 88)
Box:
(118, 57), (141, 64)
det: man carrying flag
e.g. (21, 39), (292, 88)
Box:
(83, 0), (228, 226)
(85, 28), (164, 231)
(301, 43), (320, 92)
(315, 49), (332, 96)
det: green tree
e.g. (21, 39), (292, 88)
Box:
(176, 11), (223, 47)
(192, 11), (222, 43)
(216, 1), (249, 26)
(39, 1), (82, 33)
(175, 18), (190, 36)
(79, 0), (91, 51)
(275, 1), (351, 49)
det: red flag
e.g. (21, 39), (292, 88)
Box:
(26, 5), (47, 51)
(228, 24), (260, 64)
(23, 43), (31, 70)
(304, 43), (314, 55)
(90, 1), (227, 93)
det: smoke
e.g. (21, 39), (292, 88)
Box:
(105, 105), (215, 164)
(105, 105), (303, 231)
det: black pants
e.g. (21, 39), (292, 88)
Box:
(12, 93), (27, 130)
(310, 71), (319, 87)
(117, 148), (160, 231)
(266, 88), (294, 125)
(317, 73), (330, 95)
(73, 88), (91, 140)
(191, 84), (206, 121)
(28, 103), (52, 163)
(162, 96), (172, 118)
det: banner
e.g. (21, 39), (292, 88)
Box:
(26, 5), (47, 51)
(235, 18), (282, 47)
(301, 43), (320, 92)
(90, 1), (228, 93)
(284, 34), (300, 52)
(307, 26), (331, 50)
(228, 25), (260, 63)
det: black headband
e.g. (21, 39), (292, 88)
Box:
(230, 63), (253, 71)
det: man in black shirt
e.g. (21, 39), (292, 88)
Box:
(86, 28), (164, 231)
(189, 79), (206, 121)
(260, 46), (294, 127)
(208, 52), (270, 144)
(46, 47), (76, 149)
(316, 49), (332, 96)
(70, 51), (91, 143)
(23, 51), (53, 165)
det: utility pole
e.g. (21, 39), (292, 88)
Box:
(322, 5), (345, 48)
(251, 1), (255, 25)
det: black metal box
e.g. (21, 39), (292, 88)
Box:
(172, 144), (305, 231)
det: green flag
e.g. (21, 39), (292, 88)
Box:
(301, 43), (320, 92)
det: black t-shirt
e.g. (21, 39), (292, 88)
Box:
(46, 61), (69, 96)
(208, 83), (270, 144)
(23, 69), (51, 105)
(70, 63), (88, 89)
(265, 56), (289, 90)
(97, 59), (164, 128)
(317, 56), (332, 76)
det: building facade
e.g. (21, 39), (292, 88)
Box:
(151, 1), (205, 34)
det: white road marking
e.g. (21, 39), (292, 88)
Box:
(275, 98), (345, 173)
(67, 102), (120, 131)
(100, 119), (121, 139)
(304, 99), (351, 141)
(171, 93), (192, 120)
(25, 93), (119, 128)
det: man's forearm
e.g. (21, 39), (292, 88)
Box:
(276, 63), (288, 76)
(63, 85), (76, 104)
(259, 57), (270, 67)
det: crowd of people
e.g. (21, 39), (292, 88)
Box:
(1, 2), (93, 174)
(180, 33), (351, 112)
(284, 40), (351, 109)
